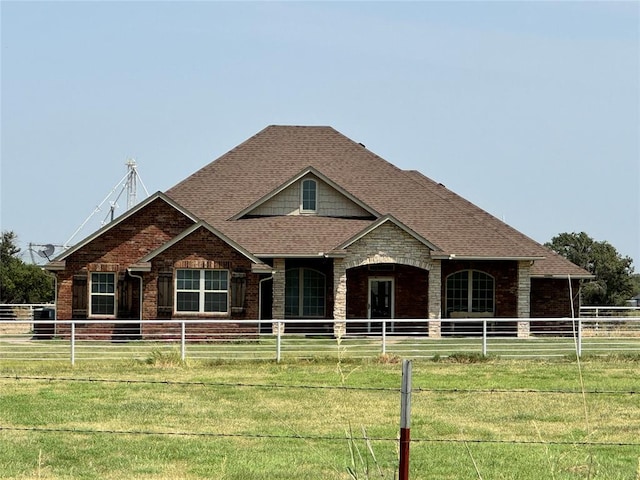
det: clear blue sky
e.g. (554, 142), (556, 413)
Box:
(2, 1), (639, 267)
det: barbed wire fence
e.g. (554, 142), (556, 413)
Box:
(1, 374), (638, 448)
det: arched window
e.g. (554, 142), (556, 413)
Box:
(285, 268), (325, 317)
(301, 179), (317, 213)
(446, 270), (494, 316)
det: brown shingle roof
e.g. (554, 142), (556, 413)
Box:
(165, 125), (590, 276)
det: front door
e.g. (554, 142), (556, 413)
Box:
(115, 273), (141, 340)
(368, 278), (394, 333)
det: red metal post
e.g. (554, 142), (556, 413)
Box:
(399, 359), (412, 480)
(399, 426), (411, 480)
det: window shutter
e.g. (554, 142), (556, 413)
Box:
(157, 272), (173, 314)
(72, 274), (88, 318)
(231, 272), (247, 313)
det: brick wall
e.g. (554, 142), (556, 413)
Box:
(54, 198), (262, 338)
(142, 226), (260, 322)
(346, 264), (429, 319)
(441, 260), (518, 318)
(530, 278), (580, 318)
(55, 198), (194, 320)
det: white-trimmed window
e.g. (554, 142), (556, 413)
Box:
(446, 270), (494, 316)
(301, 179), (317, 213)
(285, 268), (325, 317)
(175, 269), (229, 314)
(90, 272), (116, 316)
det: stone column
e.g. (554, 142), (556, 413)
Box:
(272, 258), (286, 335)
(333, 258), (347, 338)
(517, 260), (531, 338)
(428, 259), (442, 338)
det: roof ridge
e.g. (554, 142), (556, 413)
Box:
(402, 169), (590, 275)
(401, 169), (544, 255)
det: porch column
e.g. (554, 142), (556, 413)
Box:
(517, 260), (531, 338)
(428, 259), (442, 338)
(333, 258), (347, 338)
(272, 258), (286, 335)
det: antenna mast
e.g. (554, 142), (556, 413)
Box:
(126, 158), (138, 210)
(64, 159), (150, 248)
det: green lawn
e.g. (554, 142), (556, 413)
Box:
(1, 356), (639, 479)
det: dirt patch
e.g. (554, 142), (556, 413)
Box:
(0, 320), (32, 335)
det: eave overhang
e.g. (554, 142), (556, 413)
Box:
(127, 262), (152, 272)
(255, 253), (327, 259)
(531, 274), (595, 280)
(431, 254), (546, 261)
(43, 260), (66, 271)
(251, 264), (275, 274)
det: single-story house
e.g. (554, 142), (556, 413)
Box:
(45, 125), (591, 339)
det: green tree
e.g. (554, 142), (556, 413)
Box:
(545, 232), (635, 306)
(0, 231), (54, 303)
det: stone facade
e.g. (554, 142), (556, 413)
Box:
(342, 221), (435, 334)
(517, 260), (531, 338)
(428, 260), (442, 337)
(343, 222), (433, 271)
(272, 258), (286, 322)
(333, 258), (347, 337)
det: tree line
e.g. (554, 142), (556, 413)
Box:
(0, 230), (638, 306)
(1, 231), (54, 303)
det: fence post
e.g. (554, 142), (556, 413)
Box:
(181, 322), (186, 361)
(382, 320), (387, 355)
(276, 321), (282, 363)
(482, 319), (488, 356)
(399, 359), (412, 480)
(577, 317), (582, 358)
(70, 321), (75, 366)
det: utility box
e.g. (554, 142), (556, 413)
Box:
(33, 307), (55, 339)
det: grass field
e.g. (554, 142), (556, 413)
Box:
(1, 354), (639, 479)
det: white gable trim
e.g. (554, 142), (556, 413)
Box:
(138, 221), (269, 270)
(334, 214), (440, 253)
(49, 192), (199, 263)
(230, 166), (379, 220)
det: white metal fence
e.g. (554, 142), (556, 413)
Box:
(2, 315), (640, 364)
(579, 306), (640, 317)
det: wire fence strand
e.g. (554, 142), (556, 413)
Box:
(1, 426), (638, 447)
(1, 375), (636, 395)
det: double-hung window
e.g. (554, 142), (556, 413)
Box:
(176, 269), (229, 314)
(90, 272), (116, 316)
(285, 268), (325, 317)
(301, 179), (317, 213)
(446, 270), (494, 316)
